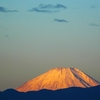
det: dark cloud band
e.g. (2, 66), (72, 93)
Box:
(38, 4), (66, 9)
(0, 7), (18, 13)
(29, 8), (58, 13)
(29, 4), (66, 13)
(54, 19), (68, 23)
(89, 23), (100, 27)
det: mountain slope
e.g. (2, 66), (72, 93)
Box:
(16, 67), (100, 92)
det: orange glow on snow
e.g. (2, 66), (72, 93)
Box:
(16, 67), (100, 92)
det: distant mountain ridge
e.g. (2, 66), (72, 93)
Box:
(16, 67), (100, 92)
(0, 85), (100, 100)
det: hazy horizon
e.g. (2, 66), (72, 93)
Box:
(0, 0), (100, 91)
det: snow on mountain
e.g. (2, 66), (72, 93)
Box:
(16, 67), (100, 92)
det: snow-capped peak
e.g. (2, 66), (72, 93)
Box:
(16, 67), (100, 92)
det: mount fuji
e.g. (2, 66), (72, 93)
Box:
(16, 67), (100, 92)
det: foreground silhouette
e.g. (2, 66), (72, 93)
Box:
(0, 85), (100, 100)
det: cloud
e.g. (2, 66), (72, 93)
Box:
(29, 4), (66, 13)
(5, 35), (9, 37)
(89, 23), (100, 27)
(39, 4), (66, 9)
(54, 19), (68, 23)
(54, 4), (66, 9)
(90, 5), (96, 9)
(29, 8), (58, 13)
(0, 7), (18, 13)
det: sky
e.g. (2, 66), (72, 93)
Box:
(0, 0), (100, 91)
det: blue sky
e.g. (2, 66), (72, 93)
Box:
(0, 0), (100, 90)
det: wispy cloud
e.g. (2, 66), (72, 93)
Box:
(54, 19), (68, 23)
(5, 35), (9, 37)
(89, 23), (100, 27)
(90, 5), (96, 9)
(0, 7), (18, 13)
(29, 4), (66, 13)
(29, 8), (58, 13)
